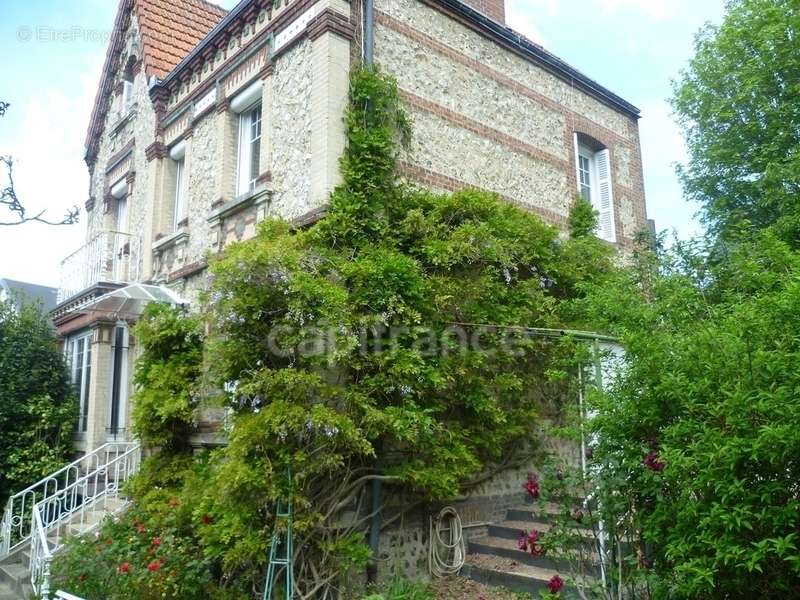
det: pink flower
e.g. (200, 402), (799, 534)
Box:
(527, 529), (540, 545)
(523, 473), (540, 499)
(547, 575), (564, 593)
(118, 562), (131, 574)
(151, 536), (161, 547)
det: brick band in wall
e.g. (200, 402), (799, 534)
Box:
(400, 90), (570, 173)
(398, 160), (638, 248)
(376, 11), (635, 151)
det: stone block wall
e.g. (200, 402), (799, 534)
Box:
(374, 0), (648, 247)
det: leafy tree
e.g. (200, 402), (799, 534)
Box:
(672, 0), (800, 244)
(577, 232), (800, 599)
(131, 303), (203, 451)
(0, 299), (76, 505)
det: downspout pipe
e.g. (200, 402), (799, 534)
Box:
(364, 0), (375, 66)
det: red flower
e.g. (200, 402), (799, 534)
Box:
(201, 514), (213, 525)
(523, 473), (540, 499)
(147, 560), (162, 572)
(527, 529), (540, 545)
(152, 536), (161, 547)
(643, 450), (665, 472)
(547, 575), (564, 593)
(136, 522), (146, 534)
(118, 562), (131, 574)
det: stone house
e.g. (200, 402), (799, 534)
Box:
(46, 0), (647, 580)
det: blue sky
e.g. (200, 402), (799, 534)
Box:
(0, 0), (725, 286)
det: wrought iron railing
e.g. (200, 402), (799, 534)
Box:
(57, 231), (141, 304)
(0, 442), (137, 557)
(29, 443), (140, 599)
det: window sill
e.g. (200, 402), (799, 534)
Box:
(207, 186), (271, 223)
(153, 228), (189, 252)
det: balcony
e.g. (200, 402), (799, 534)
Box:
(57, 231), (141, 305)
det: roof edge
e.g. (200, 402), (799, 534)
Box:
(153, 0), (641, 120)
(433, 0), (641, 118)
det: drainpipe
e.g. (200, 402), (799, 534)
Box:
(366, 476), (381, 583)
(364, 0), (375, 65)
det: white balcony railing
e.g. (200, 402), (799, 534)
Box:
(58, 231), (141, 304)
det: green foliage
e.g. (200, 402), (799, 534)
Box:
(578, 232), (800, 598)
(57, 66), (614, 598)
(131, 303), (203, 450)
(568, 196), (598, 239)
(360, 579), (435, 600)
(51, 454), (239, 600)
(0, 300), (76, 506)
(672, 0), (800, 244)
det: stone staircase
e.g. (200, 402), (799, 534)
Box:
(0, 496), (127, 599)
(0, 443), (140, 600)
(461, 501), (597, 595)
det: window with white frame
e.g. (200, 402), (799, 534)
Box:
(236, 103), (262, 196)
(169, 140), (187, 229)
(66, 332), (92, 433)
(121, 79), (134, 113)
(574, 134), (616, 243)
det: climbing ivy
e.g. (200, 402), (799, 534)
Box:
(53, 65), (616, 599)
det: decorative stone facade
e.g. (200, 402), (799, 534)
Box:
(53, 0), (648, 583)
(375, 0), (648, 245)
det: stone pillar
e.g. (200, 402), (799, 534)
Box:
(143, 142), (167, 280)
(213, 101), (238, 205)
(308, 27), (351, 207)
(85, 323), (114, 452)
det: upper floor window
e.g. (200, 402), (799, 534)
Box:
(236, 103), (262, 196)
(110, 178), (128, 233)
(574, 134), (616, 243)
(121, 79), (134, 113)
(169, 140), (187, 230)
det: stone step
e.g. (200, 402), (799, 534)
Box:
(461, 554), (566, 595)
(488, 519), (595, 542)
(468, 535), (574, 571)
(505, 501), (567, 523)
(0, 561), (31, 599)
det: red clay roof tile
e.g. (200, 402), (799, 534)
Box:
(135, 0), (227, 79)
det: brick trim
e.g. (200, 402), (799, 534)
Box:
(145, 141), (167, 161)
(398, 160), (637, 248)
(397, 160), (566, 227)
(376, 11), (635, 150)
(400, 90), (569, 172)
(308, 8), (356, 42)
(104, 140), (135, 174)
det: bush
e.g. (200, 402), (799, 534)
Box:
(0, 299), (75, 506)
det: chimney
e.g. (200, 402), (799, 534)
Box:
(460, 0), (505, 23)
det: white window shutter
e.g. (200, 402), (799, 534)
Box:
(594, 148), (616, 243)
(573, 133), (582, 195)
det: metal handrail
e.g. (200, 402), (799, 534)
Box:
(30, 506), (53, 600)
(29, 444), (140, 600)
(0, 442), (136, 557)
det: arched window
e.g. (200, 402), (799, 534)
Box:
(574, 133), (616, 243)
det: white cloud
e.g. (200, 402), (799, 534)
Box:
(506, 1), (548, 46)
(0, 58), (100, 287)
